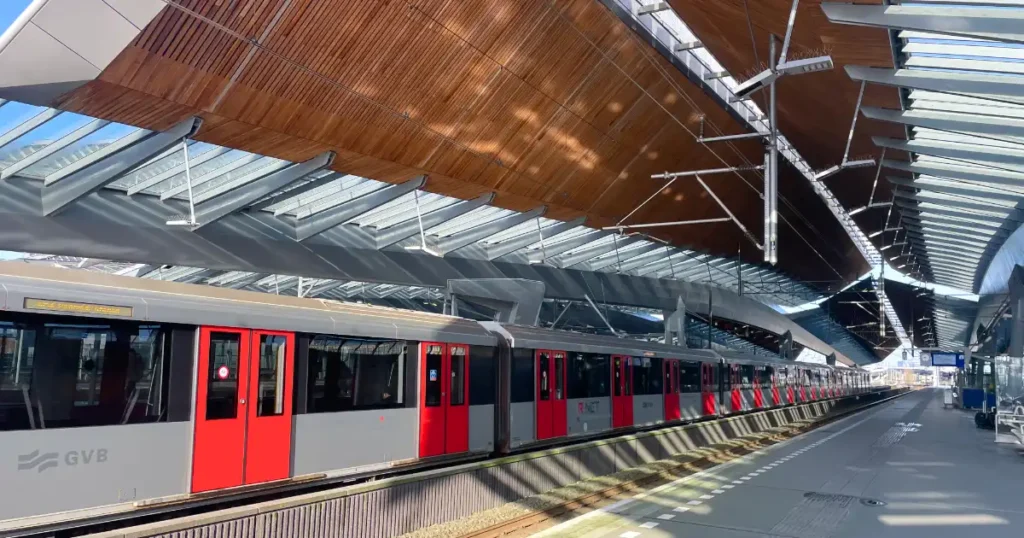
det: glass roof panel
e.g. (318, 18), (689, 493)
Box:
(20, 122), (144, 178)
(480, 216), (560, 245)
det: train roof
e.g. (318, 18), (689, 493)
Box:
(485, 322), (716, 363)
(0, 262), (497, 347)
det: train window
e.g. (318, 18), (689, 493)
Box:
(633, 357), (661, 395)
(0, 312), (183, 432)
(207, 332), (241, 420)
(624, 358), (633, 396)
(305, 336), (406, 413)
(568, 353), (609, 399)
(680, 362), (700, 393)
(539, 352), (550, 401)
(511, 348), (534, 403)
(613, 357), (622, 397)
(740, 365), (754, 386)
(721, 364), (731, 391)
(469, 346), (496, 406)
(555, 355), (564, 400)
(256, 335), (287, 417)
(762, 366), (774, 385)
(451, 347), (466, 406)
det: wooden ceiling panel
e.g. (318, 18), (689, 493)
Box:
(49, 0), (868, 286)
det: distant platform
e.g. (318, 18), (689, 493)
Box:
(539, 388), (1024, 538)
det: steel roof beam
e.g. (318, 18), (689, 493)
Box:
(296, 176), (424, 241)
(903, 215), (1006, 237)
(884, 159), (1024, 189)
(41, 117), (202, 216)
(904, 230), (991, 253)
(874, 136), (1024, 169)
(862, 106), (1024, 139)
(893, 200), (1021, 226)
(558, 236), (643, 269)
(887, 175), (1021, 205)
(192, 152), (334, 229)
(917, 244), (988, 262)
(849, 65), (1024, 98)
(486, 217), (585, 260)
(438, 205), (547, 255)
(376, 192), (494, 250)
(821, 3), (1024, 44)
(893, 190), (1024, 220)
(902, 214), (1009, 236)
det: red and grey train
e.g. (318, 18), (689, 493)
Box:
(0, 263), (869, 524)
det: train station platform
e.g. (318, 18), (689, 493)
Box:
(537, 388), (1024, 538)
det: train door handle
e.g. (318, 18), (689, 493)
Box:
(239, 399), (246, 404)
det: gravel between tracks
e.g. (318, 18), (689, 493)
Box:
(397, 424), (803, 538)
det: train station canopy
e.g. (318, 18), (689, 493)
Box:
(6, 0), (1018, 356)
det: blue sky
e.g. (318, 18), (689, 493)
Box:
(0, 1), (31, 34)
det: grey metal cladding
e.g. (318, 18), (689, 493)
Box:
(494, 323), (720, 362)
(0, 262), (497, 346)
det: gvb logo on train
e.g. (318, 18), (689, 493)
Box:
(17, 449), (108, 473)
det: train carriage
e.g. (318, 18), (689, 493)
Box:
(482, 323), (721, 451)
(0, 262), (873, 525)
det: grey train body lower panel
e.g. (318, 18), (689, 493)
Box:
(291, 410), (418, 477)
(0, 422), (190, 521)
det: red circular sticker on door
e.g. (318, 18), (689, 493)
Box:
(217, 365), (230, 379)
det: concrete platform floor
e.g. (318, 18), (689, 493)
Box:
(533, 388), (1024, 538)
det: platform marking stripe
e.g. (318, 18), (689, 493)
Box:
(673, 506), (691, 513)
(688, 500), (703, 505)
(620, 532), (641, 538)
(700, 494), (715, 499)
(722, 485), (735, 489)
(639, 522), (659, 528)
(713, 489), (726, 494)
(657, 514), (676, 520)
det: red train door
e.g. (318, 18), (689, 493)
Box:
(447, 345), (469, 454)
(537, 351), (567, 440)
(611, 356), (634, 428)
(536, 350), (553, 440)
(730, 364), (742, 412)
(552, 352), (567, 437)
(753, 366), (765, 408)
(192, 327), (295, 493)
(664, 359), (681, 421)
(701, 363), (717, 415)
(419, 343), (470, 458)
